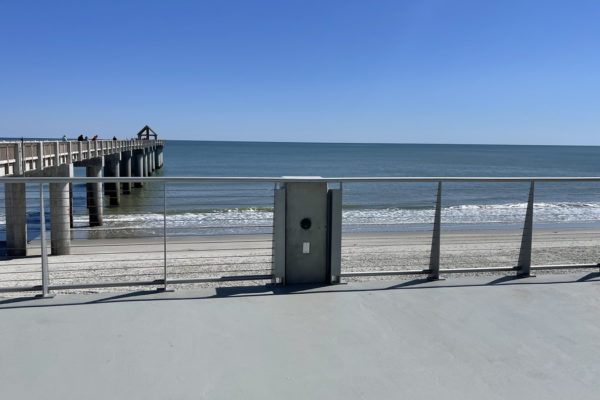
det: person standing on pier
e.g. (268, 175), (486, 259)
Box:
(92, 135), (98, 141)
(62, 134), (68, 141)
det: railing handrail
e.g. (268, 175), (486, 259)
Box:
(1, 176), (600, 184)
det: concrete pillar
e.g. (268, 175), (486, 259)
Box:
(150, 151), (155, 172)
(4, 182), (27, 257)
(144, 151), (150, 176)
(120, 150), (132, 194)
(104, 154), (121, 207)
(86, 159), (103, 226)
(49, 164), (73, 255)
(155, 149), (161, 169)
(134, 150), (144, 188)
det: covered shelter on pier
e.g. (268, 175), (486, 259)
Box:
(136, 125), (158, 140)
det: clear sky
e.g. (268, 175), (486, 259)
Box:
(0, 0), (598, 144)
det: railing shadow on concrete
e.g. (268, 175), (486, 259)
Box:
(1, 272), (599, 310)
(0, 176), (600, 299)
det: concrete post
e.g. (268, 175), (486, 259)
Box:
(49, 164), (73, 255)
(134, 150), (144, 188)
(120, 150), (132, 194)
(144, 151), (150, 177)
(155, 148), (161, 169)
(104, 154), (121, 207)
(54, 141), (60, 166)
(86, 158), (103, 226)
(67, 142), (73, 163)
(4, 182), (27, 256)
(15, 142), (23, 176)
(150, 151), (155, 172)
(37, 142), (44, 170)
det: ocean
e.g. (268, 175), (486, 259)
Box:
(4, 141), (600, 238)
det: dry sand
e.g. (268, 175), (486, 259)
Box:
(1, 227), (599, 297)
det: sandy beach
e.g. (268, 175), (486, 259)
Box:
(1, 226), (599, 297)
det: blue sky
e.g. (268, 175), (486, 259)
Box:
(0, 0), (598, 144)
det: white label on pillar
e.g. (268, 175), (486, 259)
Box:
(303, 242), (310, 254)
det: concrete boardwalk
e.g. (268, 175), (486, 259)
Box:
(1, 273), (599, 399)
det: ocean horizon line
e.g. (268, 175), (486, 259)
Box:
(1, 136), (600, 148)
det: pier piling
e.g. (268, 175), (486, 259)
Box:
(133, 150), (144, 188)
(86, 159), (103, 227)
(120, 150), (132, 194)
(4, 182), (27, 256)
(104, 154), (121, 207)
(49, 164), (73, 255)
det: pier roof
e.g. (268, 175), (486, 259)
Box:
(1, 273), (599, 399)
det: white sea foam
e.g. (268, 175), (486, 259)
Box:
(83, 202), (600, 233)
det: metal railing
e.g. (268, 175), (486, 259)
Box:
(1, 176), (600, 297)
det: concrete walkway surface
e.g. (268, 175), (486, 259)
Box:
(1, 273), (599, 399)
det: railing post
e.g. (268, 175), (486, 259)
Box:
(517, 181), (535, 277)
(159, 181), (173, 292)
(16, 141), (23, 175)
(273, 182), (286, 284)
(328, 182), (342, 283)
(38, 183), (54, 298)
(37, 142), (44, 170)
(428, 182), (442, 280)
(54, 141), (60, 166)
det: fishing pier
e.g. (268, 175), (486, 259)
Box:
(0, 137), (165, 256)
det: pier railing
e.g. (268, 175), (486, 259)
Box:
(0, 139), (165, 176)
(1, 176), (599, 297)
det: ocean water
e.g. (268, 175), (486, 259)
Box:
(103, 141), (600, 234)
(4, 141), (600, 238)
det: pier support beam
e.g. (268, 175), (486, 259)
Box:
(155, 148), (162, 169)
(133, 150), (144, 188)
(86, 158), (103, 226)
(120, 150), (132, 194)
(144, 151), (150, 176)
(49, 164), (73, 255)
(104, 154), (121, 207)
(4, 182), (27, 257)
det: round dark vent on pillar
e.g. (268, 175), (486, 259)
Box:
(300, 218), (312, 230)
